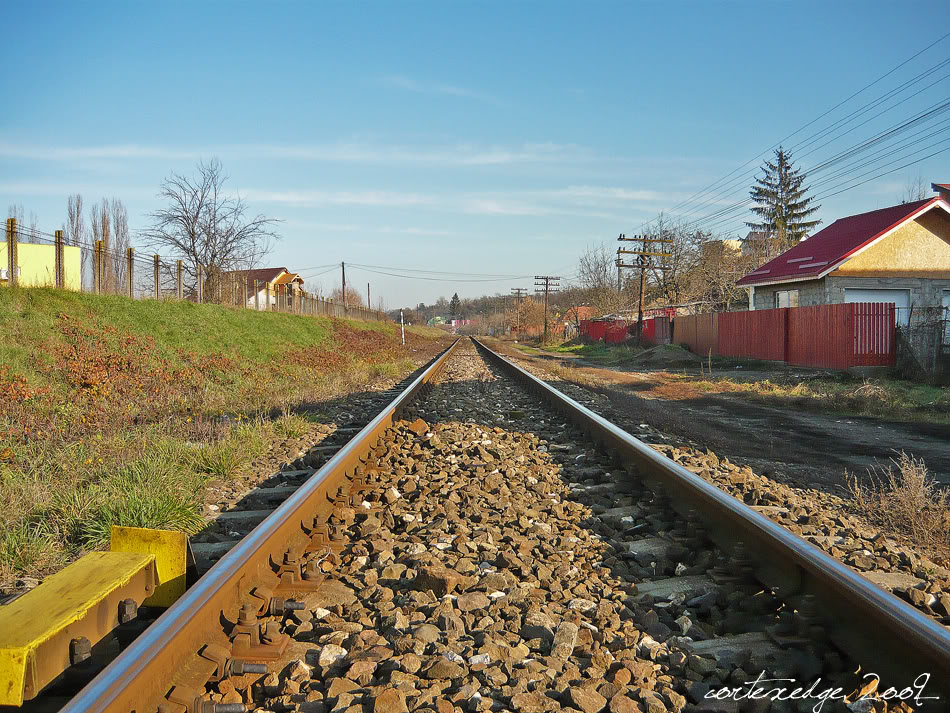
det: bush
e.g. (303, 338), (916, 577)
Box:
(848, 452), (950, 559)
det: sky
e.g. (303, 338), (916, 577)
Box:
(2, 1), (949, 309)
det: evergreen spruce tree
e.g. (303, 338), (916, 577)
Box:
(747, 147), (821, 258)
(449, 292), (461, 317)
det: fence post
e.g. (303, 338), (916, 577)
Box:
(242, 274), (248, 308)
(153, 255), (160, 298)
(54, 229), (64, 288)
(4, 218), (17, 287)
(197, 265), (203, 303)
(94, 239), (103, 294)
(254, 280), (260, 311)
(126, 247), (134, 298)
(176, 261), (183, 299)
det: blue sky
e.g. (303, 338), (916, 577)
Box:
(2, 1), (948, 308)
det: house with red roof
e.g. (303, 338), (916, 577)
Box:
(737, 185), (950, 326)
(224, 267), (305, 310)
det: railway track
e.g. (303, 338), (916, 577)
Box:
(30, 338), (950, 712)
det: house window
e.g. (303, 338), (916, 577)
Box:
(774, 290), (799, 308)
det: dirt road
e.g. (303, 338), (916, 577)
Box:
(492, 342), (950, 492)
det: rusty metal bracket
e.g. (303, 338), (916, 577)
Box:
(229, 604), (290, 662)
(272, 549), (323, 594)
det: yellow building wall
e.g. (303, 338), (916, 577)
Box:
(0, 243), (82, 290)
(831, 214), (950, 278)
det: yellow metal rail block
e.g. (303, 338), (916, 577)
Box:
(0, 551), (157, 706)
(110, 525), (188, 607)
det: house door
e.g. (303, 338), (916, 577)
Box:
(844, 288), (911, 326)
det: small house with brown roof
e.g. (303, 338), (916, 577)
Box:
(737, 188), (950, 326)
(226, 267), (305, 310)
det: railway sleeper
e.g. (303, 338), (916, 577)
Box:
(50, 340), (950, 712)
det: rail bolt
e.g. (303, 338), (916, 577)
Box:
(117, 597), (138, 624)
(261, 621), (282, 645)
(268, 597), (305, 615)
(302, 560), (320, 580)
(69, 636), (92, 665)
(229, 660), (268, 676)
(237, 604), (258, 627)
(201, 705), (246, 713)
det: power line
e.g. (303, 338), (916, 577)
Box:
(640, 35), (950, 235)
(662, 36), (950, 226)
(348, 265), (535, 283)
(682, 97), (950, 233)
(348, 262), (533, 278)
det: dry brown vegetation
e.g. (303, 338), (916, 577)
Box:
(849, 452), (950, 562)
(0, 287), (446, 585)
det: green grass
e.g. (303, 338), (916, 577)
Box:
(0, 286), (444, 583)
(515, 340), (647, 366)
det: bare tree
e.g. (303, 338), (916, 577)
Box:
(304, 280), (324, 298)
(902, 173), (928, 203)
(576, 242), (628, 315)
(641, 213), (702, 308)
(142, 159), (280, 300)
(691, 238), (754, 312)
(110, 198), (130, 290)
(90, 200), (113, 291)
(66, 194), (87, 288)
(7, 204), (26, 241)
(330, 285), (366, 308)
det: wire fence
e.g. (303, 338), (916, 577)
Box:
(1, 219), (389, 322)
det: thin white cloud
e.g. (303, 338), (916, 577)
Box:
(0, 140), (599, 167)
(0, 181), (154, 199)
(242, 189), (434, 208)
(380, 226), (454, 236)
(547, 186), (673, 202)
(252, 184), (687, 220)
(285, 220), (454, 237)
(382, 74), (497, 102)
(0, 143), (197, 161)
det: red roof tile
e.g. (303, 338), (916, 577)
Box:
(737, 197), (947, 287)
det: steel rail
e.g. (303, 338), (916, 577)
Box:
(61, 339), (461, 713)
(473, 338), (950, 704)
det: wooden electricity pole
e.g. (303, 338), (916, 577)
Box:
(534, 275), (561, 343)
(616, 233), (673, 341)
(510, 287), (528, 335)
(341, 262), (347, 312)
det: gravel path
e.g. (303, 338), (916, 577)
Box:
(202, 340), (921, 713)
(485, 342), (950, 624)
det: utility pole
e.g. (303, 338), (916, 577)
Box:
(340, 261), (347, 311)
(616, 233), (673, 342)
(534, 275), (561, 343)
(367, 282), (370, 310)
(510, 287), (528, 335)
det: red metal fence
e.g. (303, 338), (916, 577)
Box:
(675, 302), (896, 370)
(674, 313), (718, 357)
(718, 309), (788, 362)
(787, 303), (895, 369)
(579, 317), (671, 345)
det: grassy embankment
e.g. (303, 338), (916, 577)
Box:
(515, 340), (950, 424)
(0, 287), (445, 583)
